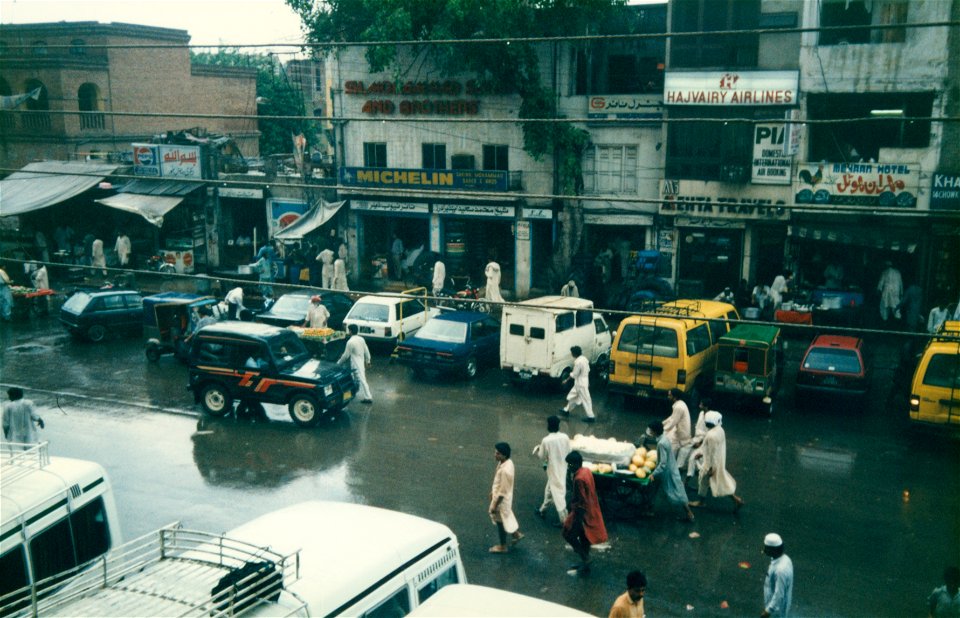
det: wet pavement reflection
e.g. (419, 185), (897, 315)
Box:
(1, 314), (957, 616)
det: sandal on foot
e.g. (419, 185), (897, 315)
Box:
(511, 532), (525, 545)
(488, 545), (508, 554)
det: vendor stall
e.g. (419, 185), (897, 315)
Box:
(10, 286), (55, 320)
(287, 326), (348, 361)
(570, 434), (657, 520)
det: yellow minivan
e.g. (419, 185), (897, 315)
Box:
(909, 321), (960, 428)
(609, 299), (739, 400)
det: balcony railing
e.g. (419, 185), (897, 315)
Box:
(79, 112), (105, 130)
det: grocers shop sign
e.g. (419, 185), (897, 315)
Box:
(345, 79), (482, 116)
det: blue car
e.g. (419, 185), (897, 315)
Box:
(394, 311), (500, 379)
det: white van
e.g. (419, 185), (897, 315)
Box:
(409, 584), (592, 617)
(0, 442), (121, 612)
(500, 296), (612, 384)
(343, 293), (440, 345)
(9, 501), (466, 617)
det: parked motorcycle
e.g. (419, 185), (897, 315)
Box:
(437, 277), (488, 313)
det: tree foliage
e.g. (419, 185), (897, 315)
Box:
(192, 48), (306, 156)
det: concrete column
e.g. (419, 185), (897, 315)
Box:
(514, 220), (531, 299)
(429, 214), (441, 253)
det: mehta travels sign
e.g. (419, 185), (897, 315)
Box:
(664, 71), (799, 106)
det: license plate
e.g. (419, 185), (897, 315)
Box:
(821, 377), (839, 386)
(637, 390), (650, 398)
(519, 370), (533, 380)
(359, 326), (373, 334)
(343, 391), (353, 402)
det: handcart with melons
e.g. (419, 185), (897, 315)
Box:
(287, 326), (349, 361)
(569, 433), (659, 520)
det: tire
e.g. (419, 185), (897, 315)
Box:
(145, 346), (162, 362)
(86, 324), (107, 343)
(200, 383), (233, 417)
(464, 356), (478, 379)
(594, 354), (610, 384)
(288, 394), (323, 428)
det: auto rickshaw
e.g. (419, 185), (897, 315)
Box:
(143, 292), (219, 362)
(713, 323), (782, 414)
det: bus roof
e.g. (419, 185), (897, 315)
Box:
(226, 501), (461, 615)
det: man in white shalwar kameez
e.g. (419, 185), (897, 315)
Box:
(489, 442), (523, 553)
(303, 295), (330, 328)
(316, 249), (335, 289)
(338, 324), (372, 403)
(877, 261), (903, 321)
(689, 411), (744, 511)
(332, 258), (349, 291)
(678, 397), (711, 480)
(3, 388), (44, 446)
(114, 234), (131, 266)
(432, 260), (446, 297)
(663, 388), (692, 456)
(533, 415), (570, 523)
(761, 533), (794, 618)
(560, 346), (595, 422)
(91, 238), (106, 275)
(484, 261), (503, 303)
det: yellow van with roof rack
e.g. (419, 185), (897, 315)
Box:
(608, 299), (739, 400)
(909, 320), (960, 428)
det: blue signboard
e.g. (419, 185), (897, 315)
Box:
(340, 167), (508, 192)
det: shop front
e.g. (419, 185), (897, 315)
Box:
(217, 186), (266, 268)
(660, 179), (791, 299)
(351, 199), (431, 283)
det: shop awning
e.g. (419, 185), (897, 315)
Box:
(118, 179), (201, 196)
(0, 161), (118, 216)
(788, 224), (918, 253)
(94, 193), (185, 227)
(274, 199), (345, 240)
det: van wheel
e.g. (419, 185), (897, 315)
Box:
(201, 384), (233, 417)
(145, 346), (162, 362)
(289, 394), (322, 427)
(595, 354), (610, 384)
(464, 356), (478, 379)
(86, 324), (107, 343)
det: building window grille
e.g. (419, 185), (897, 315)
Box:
(422, 143), (447, 169)
(582, 145), (639, 194)
(78, 83), (105, 130)
(363, 142), (387, 167)
(670, 0), (759, 68)
(819, 0), (908, 46)
(482, 144), (509, 171)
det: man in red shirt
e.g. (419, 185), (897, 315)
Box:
(563, 450), (608, 575)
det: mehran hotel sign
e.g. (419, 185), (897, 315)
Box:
(664, 71), (799, 106)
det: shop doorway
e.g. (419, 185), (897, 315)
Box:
(676, 228), (743, 299)
(441, 218), (514, 288)
(360, 215), (429, 281)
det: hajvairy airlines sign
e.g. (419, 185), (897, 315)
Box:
(664, 71), (799, 106)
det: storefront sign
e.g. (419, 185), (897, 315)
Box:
(675, 216), (746, 229)
(219, 187), (263, 199)
(521, 207), (553, 220)
(351, 200), (429, 214)
(159, 145), (202, 179)
(266, 198), (308, 237)
(794, 162), (918, 207)
(582, 213), (654, 226)
(783, 109), (802, 156)
(931, 173), (960, 210)
(587, 96), (662, 122)
(132, 144), (160, 177)
(664, 71), (798, 106)
(434, 203), (515, 218)
(344, 79), (481, 116)
(132, 143), (203, 178)
(751, 123), (792, 185)
(515, 220), (531, 241)
(340, 167), (508, 192)
(660, 180), (789, 220)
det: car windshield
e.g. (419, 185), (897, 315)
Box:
(804, 347), (862, 373)
(268, 332), (311, 370)
(62, 292), (92, 313)
(270, 295), (311, 315)
(348, 302), (389, 322)
(417, 319), (468, 343)
(617, 323), (679, 358)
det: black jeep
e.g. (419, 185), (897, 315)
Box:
(187, 322), (356, 427)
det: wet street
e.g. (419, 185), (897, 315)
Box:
(1, 311), (958, 617)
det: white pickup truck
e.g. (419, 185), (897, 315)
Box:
(500, 295), (612, 385)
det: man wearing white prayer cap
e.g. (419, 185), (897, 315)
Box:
(689, 410), (743, 512)
(761, 532), (794, 617)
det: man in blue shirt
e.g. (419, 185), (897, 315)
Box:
(761, 532), (794, 618)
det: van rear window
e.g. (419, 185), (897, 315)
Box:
(617, 324), (678, 358)
(686, 324), (712, 356)
(530, 327), (545, 340)
(576, 310), (593, 327)
(922, 353), (960, 388)
(556, 313), (574, 332)
(509, 324), (524, 336)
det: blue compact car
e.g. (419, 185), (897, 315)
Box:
(394, 311), (500, 379)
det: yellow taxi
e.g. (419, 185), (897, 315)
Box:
(909, 321), (960, 428)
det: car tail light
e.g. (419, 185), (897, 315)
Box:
(385, 327), (392, 337)
(909, 395), (920, 412)
(677, 369), (686, 385)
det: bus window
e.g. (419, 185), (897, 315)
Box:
(70, 497), (111, 564)
(365, 586), (411, 618)
(0, 546), (29, 600)
(417, 564), (460, 604)
(29, 519), (76, 582)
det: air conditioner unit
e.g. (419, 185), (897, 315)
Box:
(720, 164), (749, 184)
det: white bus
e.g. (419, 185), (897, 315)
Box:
(0, 442), (121, 612)
(6, 500), (465, 617)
